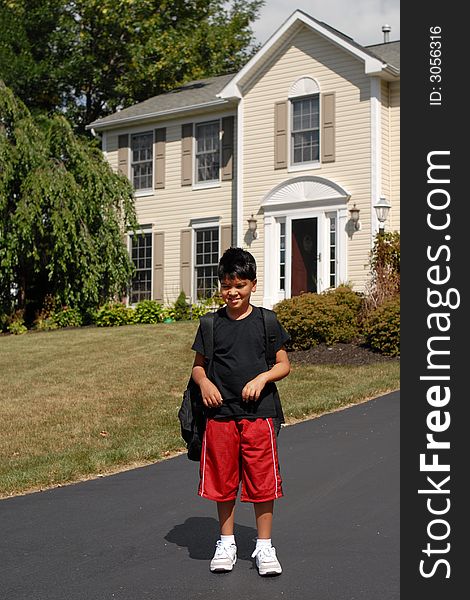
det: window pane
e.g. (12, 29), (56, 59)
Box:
(129, 232), (152, 302)
(196, 121), (219, 183)
(291, 95), (319, 164)
(131, 132), (153, 190)
(194, 227), (219, 298)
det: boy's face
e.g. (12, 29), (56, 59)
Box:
(220, 276), (257, 311)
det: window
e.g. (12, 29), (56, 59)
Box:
(131, 132), (153, 190)
(195, 121), (220, 183)
(129, 232), (152, 303)
(291, 95), (319, 164)
(195, 227), (219, 299)
(328, 215), (337, 288)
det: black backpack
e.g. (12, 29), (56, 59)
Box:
(178, 307), (285, 461)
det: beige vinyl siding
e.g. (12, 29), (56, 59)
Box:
(389, 80), (400, 232)
(106, 111), (236, 304)
(242, 24), (374, 297)
(106, 133), (120, 173)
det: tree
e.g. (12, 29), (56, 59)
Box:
(0, 0), (264, 130)
(0, 81), (138, 322)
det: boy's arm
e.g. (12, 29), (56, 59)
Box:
(192, 352), (223, 408)
(241, 347), (291, 402)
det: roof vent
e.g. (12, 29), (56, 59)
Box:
(382, 24), (391, 43)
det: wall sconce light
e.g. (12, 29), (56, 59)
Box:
(247, 214), (258, 239)
(374, 196), (391, 235)
(349, 204), (361, 231)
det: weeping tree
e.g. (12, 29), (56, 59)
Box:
(0, 81), (137, 323)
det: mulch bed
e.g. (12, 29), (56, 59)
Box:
(288, 342), (399, 366)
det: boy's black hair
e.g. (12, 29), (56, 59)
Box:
(218, 247), (257, 282)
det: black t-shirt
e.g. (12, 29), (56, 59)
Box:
(191, 305), (290, 419)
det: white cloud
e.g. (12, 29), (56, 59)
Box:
(251, 0), (400, 47)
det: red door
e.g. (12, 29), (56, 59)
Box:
(291, 218), (318, 296)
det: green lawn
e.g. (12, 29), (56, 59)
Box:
(0, 323), (399, 497)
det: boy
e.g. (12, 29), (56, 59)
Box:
(191, 247), (291, 576)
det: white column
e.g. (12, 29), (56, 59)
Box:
(263, 215), (276, 308)
(337, 207), (348, 285)
(370, 77), (381, 242)
(236, 97), (244, 246)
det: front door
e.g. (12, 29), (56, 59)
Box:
(291, 217), (318, 295)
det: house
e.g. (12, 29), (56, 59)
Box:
(88, 10), (400, 308)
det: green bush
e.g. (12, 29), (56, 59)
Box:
(1, 313), (10, 333)
(363, 296), (400, 356)
(51, 306), (83, 328)
(173, 291), (190, 321)
(7, 319), (28, 335)
(95, 303), (135, 327)
(132, 300), (165, 324)
(4, 310), (28, 335)
(274, 286), (363, 350)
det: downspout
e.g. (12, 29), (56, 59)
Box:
(236, 96), (244, 247)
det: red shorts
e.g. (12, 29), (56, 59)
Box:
(198, 418), (283, 503)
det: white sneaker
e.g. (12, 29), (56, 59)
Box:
(251, 545), (283, 576)
(210, 540), (237, 572)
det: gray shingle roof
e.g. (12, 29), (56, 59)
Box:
(89, 13), (400, 131)
(89, 73), (236, 129)
(365, 41), (400, 70)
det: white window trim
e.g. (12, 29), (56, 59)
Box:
(191, 218), (221, 303)
(127, 226), (153, 306)
(130, 130), (154, 193)
(193, 119), (222, 188)
(288, 94), (321, 170)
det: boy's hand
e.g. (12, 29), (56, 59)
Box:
(199, 378), (223, 408)
(241, 373), (268, 402)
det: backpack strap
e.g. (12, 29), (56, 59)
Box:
(199, 311), (215, 362)
(260, 307), (285, 432)
(259, 307), (278, 369)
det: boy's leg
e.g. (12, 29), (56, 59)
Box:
(217, 500), (236, 535)
(252, 500), (282, 576)
(254, 500), (273, 539)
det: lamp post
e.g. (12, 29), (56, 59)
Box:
(374, 196), (391, 236)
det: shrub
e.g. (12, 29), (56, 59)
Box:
(6, 310), (28, 335)
(363, 296), (400, 356)
(363, 232), (400, 316)
(1, 313), (10, 333)
(95, 303), (135, 327)
(51, 306), (83, 328)
(274, 286), (363, 350)
(133, 300), (165, 324)
(173, 291), (190, 321)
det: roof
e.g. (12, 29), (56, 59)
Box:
(89, 11), (400, 130)
(88, 73), (235, 130)
(365, 41), (400, 70)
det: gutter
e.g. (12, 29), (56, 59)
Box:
(86, 98), (231, 131)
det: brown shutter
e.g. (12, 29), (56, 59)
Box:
(181, 123), (193, 186)
(221, 116), (234, 181)
(154, 128), (166, 189)
(180, 228), (192, 297)
(274, 101), (288, 169)
(118, 134), (129, 177)
(321, 92), (336, 163)
(153, 232), (164, 302)
(220, 224), (232, 254)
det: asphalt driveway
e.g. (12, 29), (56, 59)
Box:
(0, 391), (399, 600)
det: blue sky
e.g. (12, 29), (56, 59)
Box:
(251, 0), (400, 47)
